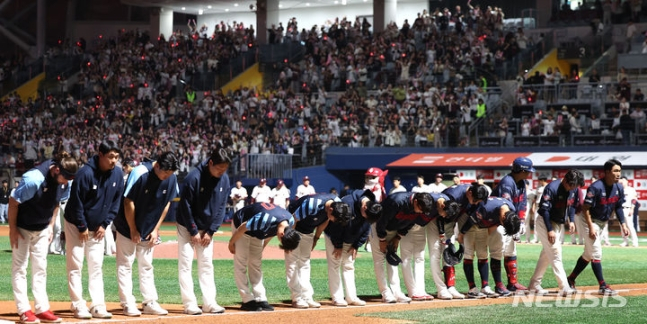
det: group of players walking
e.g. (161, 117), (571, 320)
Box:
(8, 142), (631, 323)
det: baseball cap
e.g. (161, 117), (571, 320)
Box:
(277, 179), (284, 185)
(260, 178), (266, 183)
(436, 173), (443, 178)
(303, 176), (310, 181)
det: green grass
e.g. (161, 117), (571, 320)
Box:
(0, 231), (645, 308)
(361, 296), (647, 323)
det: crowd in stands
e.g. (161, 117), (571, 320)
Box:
(0, 3), (644, 175)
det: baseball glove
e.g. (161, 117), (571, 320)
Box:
(443, 242), (464, 266)
(385, 244), (402, 266)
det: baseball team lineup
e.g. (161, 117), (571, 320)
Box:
(8, 141), (635, 323)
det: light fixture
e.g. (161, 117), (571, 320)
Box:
(181, 7), (185, 10)
(306, 3), (310, 6)
(207, 5), (212, 9)
(198, 9), (203, 15)
(225, 8), (229, 11)
(234, 3), (238, 6)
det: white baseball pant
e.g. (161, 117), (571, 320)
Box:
(324, 235), (360, 303)
(369, 223), (404, 297)
(232, 226), (267, 303)
(528, 219), (570, 290)
(116, 232), (159, 305)
(285, 231), (315, 302)
(177, 225), (218, 309)
(401, 224), (428, 297)
(64, 220), (107, 309)
(12, 227), (52, 315)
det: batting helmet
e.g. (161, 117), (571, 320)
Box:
(512, 157), (535, 173)
(443, 242), (464, 266)
(386, 245), (402, 266)
(365, 167), (383, 177)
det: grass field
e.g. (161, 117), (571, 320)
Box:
(0, 228), (644, 310)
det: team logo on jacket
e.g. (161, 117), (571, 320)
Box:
(113, 182), (116, 187)
(93, 185), (98, 190)
(163, 190), (167, 194)
(200, 187), (204, 192)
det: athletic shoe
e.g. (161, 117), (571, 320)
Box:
(530, 286), (549, 296)
(381, 291), (396, 303)
(437, 289), (453, 300)
(202, 303), (225, 314)
(599, 286), (618, 296)
(619, 242), (628, 247)
(567, 277), (576, 290)
(142, 301), (168, 315)
(481, 286), (500, 298)
(292, 299), (309, 309)
(347, 299), (366, 306)
(35, 310), (61, 323)
(448, 287), (465, 299)
(20, 310), (40, 324)
(306, 299), (321, 308)
(71, 306), (92, 319)
(467, 287), (486, 299)
(411, 295), (427, 301)
(90, 305), (112, 319)
(240, 301), (261, 312)
(507, 282), (528, 291)
(184, 305), (203, 315)
(560, 287), (577, 297)
(394, 293), (411, 303)
(332, 299), (348, 307)
(257, 301), (274, 311)
(495, 284), (512, 297)
(122, 304), (141, 317)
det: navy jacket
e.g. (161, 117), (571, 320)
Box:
(65, 155), (125, 232)
(538, 179), (578, 231)
(176, 160), (231, 236)
(377, 192), (448, 238)
(325, 189), (371, 249)
(14, 160), (70, 231)
(114, 162), (178, 240)
(585, 179), (625, 223)
(470, 197), (516, 228)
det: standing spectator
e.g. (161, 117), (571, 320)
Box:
(176, 148), (232, 315)
(619, 177), (639, 247)
(228, 203), (301, 312)
(251, 179), (272, 204)
(0, 180), (9, 223)
(64, 141), (124, 319)
(271, 179), (291, 209)
(286, 193), (352, 308)
(568, 159), (630, 296)
(113, 152), (179, 317)
(326, 189), (382, 306)
(527, 170), (583, 296)
(619, 109), (635, 145)
(626, 20), (637, 52)
(10, 152), (78, 324)
(230, 180), (248, 212)
(295, 176), (316, 199)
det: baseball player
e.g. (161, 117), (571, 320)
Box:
(10, 152), (78, 324)
(295, 176), (316, 199)
(406, 193), (460, 300)
(228, 202), (301, 312)
(326, 189), (382, 306)
(251, 178), (272, 203)
(458, 197), (521, 298)
(372, 192), (433, 303)
(64, 141), (124, 319)
(491, 157), (534, 294)
(286, 193), (352, 308)
(619, 177), (638, 247)
(113, 152), (179, 317)
(271, 179), (291, 209)
(437, 182), (490, 299)
(567, 159), (630, 296)
(230, 180), (248, 212)
(528, 169), (584, 296)
(176, 148), (232, 315)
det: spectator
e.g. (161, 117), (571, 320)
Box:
(251, 178), (272, 204)
(296, 176), (316, 199)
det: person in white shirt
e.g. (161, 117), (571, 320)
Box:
(620, 177), (639, 247)
(428, 173), (447, 193)
(230, 180), (248, 212)
(251, 179), (272, 203)
(389, 176), (407, 194)
(411, 175), (429, 193)
(296, 176), (316, 199)
(271, 179), (291, 209)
